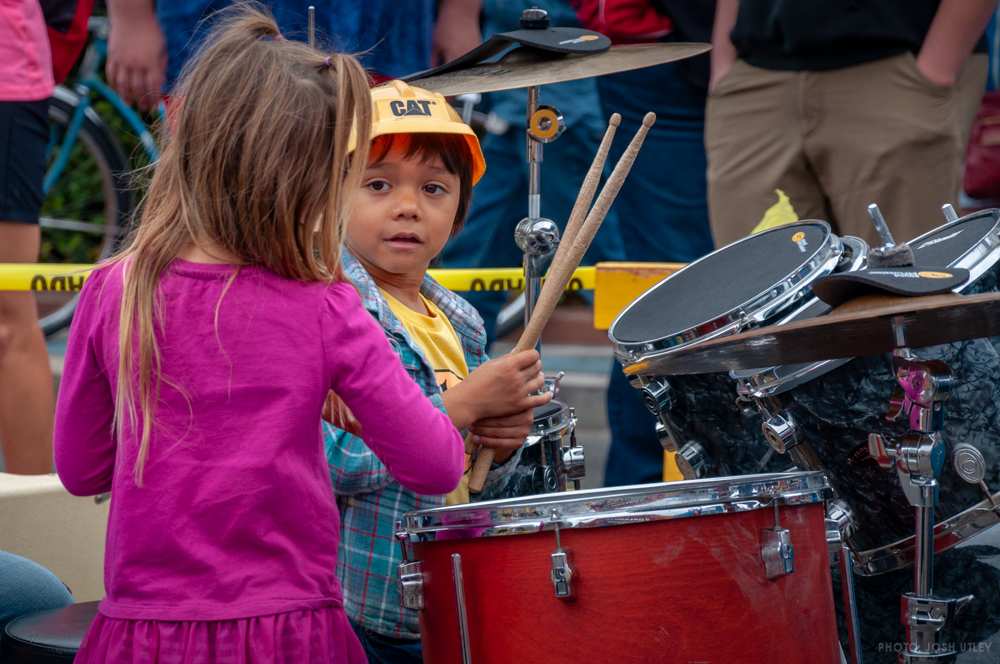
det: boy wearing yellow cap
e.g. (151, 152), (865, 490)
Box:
(324, 81), (550, 662)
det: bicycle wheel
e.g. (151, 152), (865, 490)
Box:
(39, 86), (133, 336)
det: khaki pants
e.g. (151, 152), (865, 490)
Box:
(706, 53), (988, 249)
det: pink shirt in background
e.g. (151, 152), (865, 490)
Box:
(54, 259), (464, 624)
(0, 1), (54, 101)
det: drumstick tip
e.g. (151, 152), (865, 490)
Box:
(642, 112), (657, 128)
(609, 113), (622, 127)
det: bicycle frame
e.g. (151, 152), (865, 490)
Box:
(44, 18), (159, 197)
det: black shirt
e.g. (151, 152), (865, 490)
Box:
(730, 0), (987, 71)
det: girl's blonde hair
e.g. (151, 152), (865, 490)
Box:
(112, 4), (372, 484)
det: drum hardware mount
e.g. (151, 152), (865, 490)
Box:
(640, 378), (673, 416)
(867, 203), (916, 267)
(744, 392), (825, 472)
(398, 560), (425, 610)
(761, 501), (795, 579)
(451, 553), (474, 664)
(561, 414), (585, 491)
(761, 408), (800, 455)
(395, 525), (425, 610)
(826, 501), (863, 664)
(868, 352), (971, 663)
(549, 511), (574, 599)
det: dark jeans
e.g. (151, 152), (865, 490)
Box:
(599, 59), (715, 487)
(351, 622), (423, 664)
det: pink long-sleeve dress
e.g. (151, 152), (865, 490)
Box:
(54, 259), (465, 663)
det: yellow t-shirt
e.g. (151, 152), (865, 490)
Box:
(382, 290), (471, 504)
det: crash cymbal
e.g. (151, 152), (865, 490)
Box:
(406, 43), (711, 96)
(624, 291), (1000, 376)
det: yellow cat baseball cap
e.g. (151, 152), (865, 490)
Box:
(350, 80), (486, 184)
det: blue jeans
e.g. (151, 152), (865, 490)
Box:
(351, 622), (422, 664)
(600, 59), (715, 487)
(0, 551), (73, 630)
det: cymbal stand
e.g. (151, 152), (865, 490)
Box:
(512, 9), (566, 347)
(868, 347), (972, 663)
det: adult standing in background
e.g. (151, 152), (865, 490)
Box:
(0, 1), (56, 474)
(104, 0), (455, 106)
(573, 0), (717, 486)
(707, 0), (994, 249)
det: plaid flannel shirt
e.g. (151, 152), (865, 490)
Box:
(325, 250), (519, 639)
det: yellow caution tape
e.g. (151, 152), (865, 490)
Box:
(0, 263), (596, 293)
(428, 266), (594, 292)
(0, 264), (94, 293)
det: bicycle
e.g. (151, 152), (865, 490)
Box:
(39, 16), (159, 336)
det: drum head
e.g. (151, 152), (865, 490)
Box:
(910, 209), (1000, 280)
(610, 222), (839, 358)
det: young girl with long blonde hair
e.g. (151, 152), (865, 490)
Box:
(53, 7), (464, 662)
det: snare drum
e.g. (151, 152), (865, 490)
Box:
(735, 209), (1000, 574)
(609, 221), (867, 477)
(398, 472), (839, 664)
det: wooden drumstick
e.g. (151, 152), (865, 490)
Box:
(555, 113), (621, 255)
(468, 112), (657, 492)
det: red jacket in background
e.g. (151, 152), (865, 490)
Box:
(571, 0), (672, 43)
(42, 0), (95, 84)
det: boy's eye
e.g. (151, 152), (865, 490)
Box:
(424, 183), (448, 195)
(366, 180), (390, 192)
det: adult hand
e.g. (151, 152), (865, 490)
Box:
(709, 0), (739, 93)
(432, 0), (482, 66)
(916, 0), (997, 88)
(106, 1), (167, 111)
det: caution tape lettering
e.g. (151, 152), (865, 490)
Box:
(30, 274), (86, 292)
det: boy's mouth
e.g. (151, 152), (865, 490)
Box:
(384, 232), (424, 247)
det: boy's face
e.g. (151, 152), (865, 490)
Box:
(347, 140), (461, 280)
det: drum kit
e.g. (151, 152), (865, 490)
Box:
(391, 7), (1000, 664)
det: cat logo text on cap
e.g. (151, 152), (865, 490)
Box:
(918, 271), (953, 279)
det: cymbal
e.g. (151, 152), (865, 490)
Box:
(624, 292), (1000, 377)
(406, 43), (711, 96)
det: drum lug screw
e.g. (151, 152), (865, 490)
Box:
(760, 502), (795, 579)
(761, 411), (800, 454)
(641, 378), (672, 416)
(676, 441), (710, 479)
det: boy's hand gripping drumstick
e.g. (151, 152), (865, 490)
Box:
(468, 112), (657, 492)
